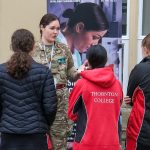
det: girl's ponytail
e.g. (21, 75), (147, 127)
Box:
(7, 29), (34, 79)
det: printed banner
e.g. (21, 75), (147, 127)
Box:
(47, 0), (123, 82)
(47, 0), (123, 149)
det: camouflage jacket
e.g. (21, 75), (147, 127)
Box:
(32, 41), (79, 85)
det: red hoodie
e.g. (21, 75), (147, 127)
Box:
(68, 66), (122, 150)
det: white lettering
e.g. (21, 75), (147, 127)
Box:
(68, 88), (73, 93)
(91, 92), (118, 97)
(94, 98), (114, 103)
(67, 81), (75, 87)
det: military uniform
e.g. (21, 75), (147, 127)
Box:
(32, 41), (79, 150)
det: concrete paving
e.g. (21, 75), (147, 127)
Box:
(121, 103), (132, 149)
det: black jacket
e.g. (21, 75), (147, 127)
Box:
(0, 60), (57, 134)
(126, 56), (150, 146)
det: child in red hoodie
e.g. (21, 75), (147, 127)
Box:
(68, 44), (123, 150)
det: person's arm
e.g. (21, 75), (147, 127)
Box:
(31, 42), (42, 63)
(0, 82), (3, 118)
(42, 69), (57, 126)
(127, 64), (142, 106)
(68, 79), (83, 122)
(66, 48), (85, 82)
(0, 101), (2, 118)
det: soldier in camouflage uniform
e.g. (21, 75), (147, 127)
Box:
(32, 13), (83, 150)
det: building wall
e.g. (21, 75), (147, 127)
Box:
(128, 0), (139, 73)
(0, 0), (46, 63)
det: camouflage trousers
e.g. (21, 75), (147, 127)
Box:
(50, 87), (73, 150)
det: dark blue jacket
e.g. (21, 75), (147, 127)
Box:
(0, 60), (57, 134)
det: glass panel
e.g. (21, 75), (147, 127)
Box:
(142, 0), (150, 35)
(122, 0), (127, 36)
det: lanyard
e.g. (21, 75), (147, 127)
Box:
(39, 43), (54, 69)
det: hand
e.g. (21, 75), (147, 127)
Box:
(77, 64), (86, 74)
(124, 96), (131, 105)
(83, 59), (88, 66)
(83, 59), (91, 70)
(67, 142), (73, 150)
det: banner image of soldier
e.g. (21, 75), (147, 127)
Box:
(47, 0), (122, 149)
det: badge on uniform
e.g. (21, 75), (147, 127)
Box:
(57, 57), (66, 64)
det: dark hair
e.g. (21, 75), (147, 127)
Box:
(7, 29), (35, 79)
(63, 2), (109, 31)
(86, 44), (107, 69)
(142, 33), (150, 49)
(39, 13), (60, 37)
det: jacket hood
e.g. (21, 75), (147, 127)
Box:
(80, 65), (116, 88)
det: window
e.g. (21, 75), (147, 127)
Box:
(122, 0), (127, 36)
(142, 0), (150, 35)
(139, 0), (150, 37)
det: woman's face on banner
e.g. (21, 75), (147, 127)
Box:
(74, 30), (107, 53)
(41, 20), (60, 44)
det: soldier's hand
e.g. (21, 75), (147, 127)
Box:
(77, 64), (86, 74)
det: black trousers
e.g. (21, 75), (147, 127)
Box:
(0, 133), (48, 150)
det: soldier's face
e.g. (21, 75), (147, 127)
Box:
(74, 30), (107, 53)
(41, 20), (60, 44)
